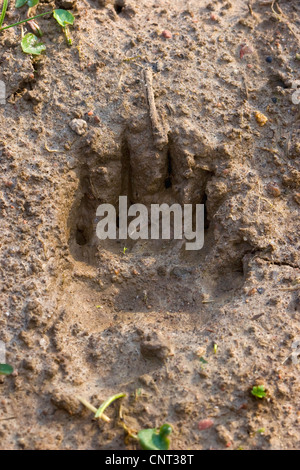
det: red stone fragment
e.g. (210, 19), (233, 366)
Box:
(198, 419), (214, 431)
(162, 30), (172, 39)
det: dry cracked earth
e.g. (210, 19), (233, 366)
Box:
(0, 0), (300, 450)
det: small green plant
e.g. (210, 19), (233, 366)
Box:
(0, 0), (75, 52)
(78, 393), (173, 450)
(251, 385), (266, 399)
(138, 424), (172, 450)
(257, 428), (265, 434)
(199, 356), (208, 369)
(0, 364), (13, 375)
(199, 356), (208, 364)
(21, 32), (45, 54)
(53, 9), (74, 45)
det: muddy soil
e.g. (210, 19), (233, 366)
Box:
(0, 0), (299, 450)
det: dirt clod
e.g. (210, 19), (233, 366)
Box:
(51, 393), (84, 416)
(140, 330), (173, 360)
(69, 118), (88, 136)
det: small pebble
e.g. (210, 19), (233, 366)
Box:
(266, 56), (273, 63)
(248, 287), (257, 296)
(198, 419), (214, 431)
(267, 183), (281, 197)
(272, 97), (277, 103)
(69, 118), (87, 136)
(294, 193), (300, 205)
(240, 44), (254, 59)
(162, 30), (172, 39)
(255, 111), (268, 126)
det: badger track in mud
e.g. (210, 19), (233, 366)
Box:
(67, 119), (249, 314)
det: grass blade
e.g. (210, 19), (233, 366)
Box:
(0, 9), (52, 31)
(0, 0), (8, 29)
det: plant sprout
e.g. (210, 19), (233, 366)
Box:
(78, 393), (126, 422)
(26, 18), (42, 36)
(251, 385), (267, 399)
(78, 393), (173, 450)
(77, 396), (111, 423)
(257, 428), (266, 434)
(198, 356), (208, 371)
(21, 32), (45, 54)
(95, 393), (126, 420)
(53, 9), (74, 45)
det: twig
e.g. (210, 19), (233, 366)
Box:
(118, 404), (138, 439)
(280, 286), (300, 292)
(247, 1), (254, 16)
(45, 142), (63, 153)
(271, 0), (283, 18)
(143, 68), (168, 150)
(270, 1), (299, 40)
(243, 74), (249, 100)
(258, 146), (278, 155)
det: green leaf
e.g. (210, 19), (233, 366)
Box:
(138, 424), (172, 450)
(27, 0), (39, 7)
(16, 0), (39, 6)
(0, 364), (13, 375)
(199, 356), (208, 364)
(251, 385), (266, 399)
(15, 0), (27, 7)
(21, 33), (45, 55)
(53, 9), (74, 28)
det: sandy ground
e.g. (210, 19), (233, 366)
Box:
(0, 0), (299, 450)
